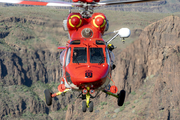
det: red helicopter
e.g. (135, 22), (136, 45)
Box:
(0, 0), (160, 112)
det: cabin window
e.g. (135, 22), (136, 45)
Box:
(90, 48), (104, 63)
(73, 47), (87, 63)
(65, 48), (71, 66)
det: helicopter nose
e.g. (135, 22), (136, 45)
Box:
(68, 64), (109, 87)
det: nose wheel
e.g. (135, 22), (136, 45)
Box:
(82, 87), (94, 112)
(89, 101), (93, 112)
(82, 100), (94, 112)
(82, 101), (87, 112)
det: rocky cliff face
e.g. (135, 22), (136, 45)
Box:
(114, 15), (180, 92)
(0, 48), (60, 86)
(0, 48), (63, 119)
(111, 15), (180, 119)
(0, 9), (73, 120)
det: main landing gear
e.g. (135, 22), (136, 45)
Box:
(44, 89), (52, 106)
(102, 89), (126, 106)
(44, 84), (126, 113)
(44, 84), (71, 106)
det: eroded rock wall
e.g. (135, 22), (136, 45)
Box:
(113, 16), (180, 119)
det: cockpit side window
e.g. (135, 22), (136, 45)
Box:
(73, 47), (87, 63)
(105, 48), (110, 65)
(90, 48), (104, 63)
(65, 47), (71, 66)
(60, 50), (65, 65)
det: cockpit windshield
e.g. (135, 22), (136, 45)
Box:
(73, 47), (87, 63)
(90, 48), (104, 63)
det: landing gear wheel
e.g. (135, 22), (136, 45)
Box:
(44, 89), (52, 106)
(89, 101), (93, 112)
(82, 101), (87, 112)
(117, 90), (126, 106)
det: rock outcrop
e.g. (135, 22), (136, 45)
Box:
(0, 13), (70, 120)
(112, 15), (180, 119)
(0, 48), (61, 86)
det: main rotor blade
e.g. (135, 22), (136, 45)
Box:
(0, 0), (83, 7)
(98, 0), (161, 6)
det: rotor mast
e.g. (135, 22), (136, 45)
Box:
(78, 4), (94, 18)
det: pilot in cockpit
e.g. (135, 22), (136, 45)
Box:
(73, 47), (87, 63)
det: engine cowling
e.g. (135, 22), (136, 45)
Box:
(67, 13), (83, 30)
(91, 13), (108, 34)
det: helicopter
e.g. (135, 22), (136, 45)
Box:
(0, 0), (161, 112)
